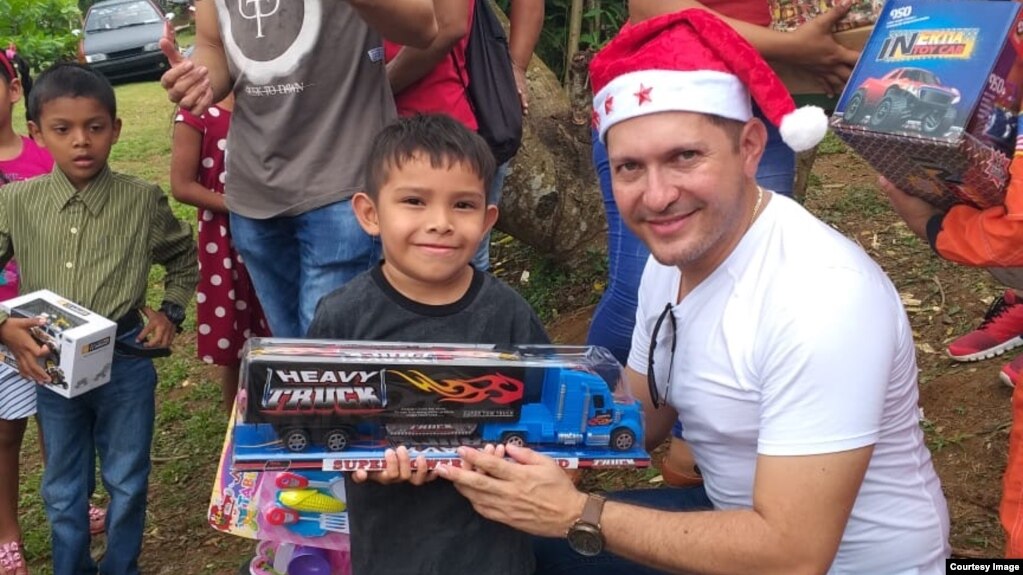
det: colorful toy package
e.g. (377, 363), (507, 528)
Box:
(231, 340), (650, 472)
(208, 408), (351, 555)
(770, 0), (883, 33)
(831, 0), (1023, 208)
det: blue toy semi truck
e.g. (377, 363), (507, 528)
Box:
(235, 341), (645, 458)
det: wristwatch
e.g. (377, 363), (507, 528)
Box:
(566, 493), (606, 557)
(158, 301), (186, 333)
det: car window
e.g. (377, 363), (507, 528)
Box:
(85, 1), (161, 32)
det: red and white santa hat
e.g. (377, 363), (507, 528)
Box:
(590, 9), (827, 152)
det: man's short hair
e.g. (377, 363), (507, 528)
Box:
(27, 63), (117, 122)
(365, 114), (496, 200)
(704, 113), (744, 152)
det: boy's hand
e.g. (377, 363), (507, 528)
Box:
(351, 444), (509, 486)
(139, 306), (176, 349)
(353, 446), (437, 486)
(0, 317), (54, 382)
(878, 176), (942, 240)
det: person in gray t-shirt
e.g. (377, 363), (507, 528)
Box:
(159, 0), (437, 338)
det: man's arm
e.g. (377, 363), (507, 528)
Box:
(508, 0), (544, 113)
(159, 1), (231, 114)
(629, 0), (859, 96)
(348, 0), (438, 49)
(387, 0), (471, 95)
(440, 444), (870, 575)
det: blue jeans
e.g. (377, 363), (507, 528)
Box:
(230, 200), (380, 338)
(586, 109), (796, 365)
(533, 486), (714, 574)
(36, 327), (157, 575)
(472, 161), (510, 271)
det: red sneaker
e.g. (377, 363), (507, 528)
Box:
(1001, 353), (1023, 388)
(947, 290), (1023, 361)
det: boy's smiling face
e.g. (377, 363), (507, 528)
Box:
(353, 153), (498, 305)
(29, 96), (120, 190)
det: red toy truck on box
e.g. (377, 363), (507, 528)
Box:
(232, 340), (649, 471)
(831, 0), (1023, 208)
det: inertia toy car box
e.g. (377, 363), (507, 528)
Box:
(232, 339), (650, 471)
(831, 0), (1023, 209)
(0, 289), (116, 398)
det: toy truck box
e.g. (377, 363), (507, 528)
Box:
(232, 340), (649, 471)
(831, 0), (1023, 209)
(0, 290), (116, 398)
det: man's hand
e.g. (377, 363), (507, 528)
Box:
(436, 444), (587, 538)
(878, 176), (942, 240)
(513, 64), (529, 115)
(352, 446), (437, 486)
(0, 317), (53, 382)
(785, 0), (860, 96)
(139, 306), (176, 349)
(159, 20), (213, 115)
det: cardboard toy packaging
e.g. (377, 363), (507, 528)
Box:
(831, 0), (1023, 209)
(0, 289), (116, 398)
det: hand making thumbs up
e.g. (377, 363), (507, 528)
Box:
(159, 19), (212, 115)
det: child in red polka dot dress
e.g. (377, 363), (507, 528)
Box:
(171, 94), (269, 410)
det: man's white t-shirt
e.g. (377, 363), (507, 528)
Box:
(628, 194), (950, 574)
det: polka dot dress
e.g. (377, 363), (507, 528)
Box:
(176, 105), (270, 365)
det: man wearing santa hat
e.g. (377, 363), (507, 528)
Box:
(436, 10), (949, 574)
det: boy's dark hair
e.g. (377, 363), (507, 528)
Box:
(365, 114), (496, 200)
(27, 63), (116, 123)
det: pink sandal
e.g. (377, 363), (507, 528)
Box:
(89, 504), (106, 535)
(0, 540), (26, 575)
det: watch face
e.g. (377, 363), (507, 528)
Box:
(567, 524), (604, 557)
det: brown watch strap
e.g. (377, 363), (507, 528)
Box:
(580, 493), (607, 526)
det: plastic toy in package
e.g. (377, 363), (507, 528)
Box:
(231, 339), (651, 472)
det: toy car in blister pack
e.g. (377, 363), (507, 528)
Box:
(831, 0), (1023, 208)
(232, 340), (650, 472)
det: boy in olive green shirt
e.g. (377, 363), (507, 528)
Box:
(0, 63), (197, 575)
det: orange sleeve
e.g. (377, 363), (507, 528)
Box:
(932, 151), (1023, 267)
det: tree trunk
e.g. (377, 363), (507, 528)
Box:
(497, 59), (606, 265)
(492, 4), (606, 266)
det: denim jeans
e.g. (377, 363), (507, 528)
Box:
(586, 108), (796, 365)
(472, 161), (510, 271)
(533, 486), (714, 575)
(35, 327), (157, 575)
(229, 200), (380, 338)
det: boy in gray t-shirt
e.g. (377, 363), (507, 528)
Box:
(307, 115), (548, 575)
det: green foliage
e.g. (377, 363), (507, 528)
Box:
(495, 0), (627, 80)
(0, 0), (82, 71)
(536, 0), (627, 79)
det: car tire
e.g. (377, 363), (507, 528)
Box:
(921, 107), (956, 137)
(844, 90), (868, 124)
(324, 428), (352, 452)
(610, 428), (636, 451)
(501, 432), (527, 447)
(870, 93), (909, 131)
(282, 427), (311, 453)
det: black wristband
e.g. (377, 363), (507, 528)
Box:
(158, 301), (186, 333)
